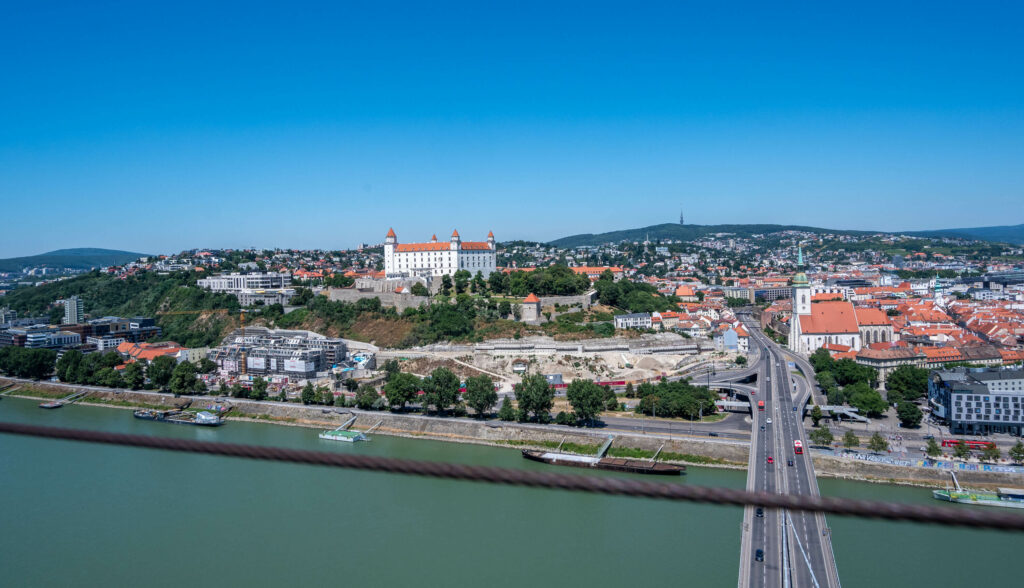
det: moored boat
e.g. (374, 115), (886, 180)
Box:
(133, 408), (225, 427)
(933, 471), (1024, 509)
(521, 449), (685, 475)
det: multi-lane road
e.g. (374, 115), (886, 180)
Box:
(738, 317), (841, 588)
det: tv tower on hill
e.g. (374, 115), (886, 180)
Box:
(679, 207), (684, 225)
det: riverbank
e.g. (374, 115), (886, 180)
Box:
(5, 377), (1024, 489)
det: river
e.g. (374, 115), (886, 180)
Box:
(0, 397), (1018, 587)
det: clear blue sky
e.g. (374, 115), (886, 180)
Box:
(2, 1), (1022, 257)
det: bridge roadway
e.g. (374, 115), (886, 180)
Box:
(738, 319), (841, 588)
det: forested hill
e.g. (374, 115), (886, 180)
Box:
(548, 223), (869, 248)
(0, 248), (147, 272)
(1, 271), (240, 348)
(901, 224), (1024, 245)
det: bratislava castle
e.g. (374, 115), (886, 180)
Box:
(384, 228), (497, 279)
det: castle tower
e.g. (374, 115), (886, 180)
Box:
(789, 245), (811, 353)
(384, 228), (397, 277)
(487, 230), (495, 249)
(450, 229), (461, 250)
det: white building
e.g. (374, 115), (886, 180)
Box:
(196, 272), (295, 306)
(197, 272), (291, 290)
(63, 295), (84, 325)
(383, 228), (496, 279)
(614, 313), (653, 329)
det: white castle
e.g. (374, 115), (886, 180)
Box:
(383, 228), (497, 279)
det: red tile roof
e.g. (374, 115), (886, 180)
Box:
(798, 301), (860, 335)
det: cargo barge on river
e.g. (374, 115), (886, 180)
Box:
(133, 408), (225, 427)
(933, 471), (1024, 510)
(520, 436), (684, 476)
(521, 450), (685, 475)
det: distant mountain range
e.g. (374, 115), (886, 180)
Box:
(548, 223), (868, 248)
(0, 248), (147, 273)
(900, 224), (1024, 245)
(548, 222), (1024, 248)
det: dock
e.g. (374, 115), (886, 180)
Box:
(39, 390), (89, 409)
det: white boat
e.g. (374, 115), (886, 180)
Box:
(932, 471), (1024, 510)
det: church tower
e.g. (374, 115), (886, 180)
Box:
(789, 245), (811, 352)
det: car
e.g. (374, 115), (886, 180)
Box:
(923, 434), (935, 440)
(767, 456), (774, 464)
(708, 432), (719, 437)
(793, 406), (798, 412)
(766, 418), (772, 424)
(919, 446), (928, 451)
(751, 390), (756, 395)
(755, 549), (764, 562)
(756, 507), (764, 517)
(760, 425), (765, 431)
(787, 459), (794, 467)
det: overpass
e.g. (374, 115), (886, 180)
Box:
(737, 315), (841, 588)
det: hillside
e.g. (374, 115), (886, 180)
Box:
(0, 248), (147, 273)
(901, 224), (1024, 245)
(548, 223), (870, 248)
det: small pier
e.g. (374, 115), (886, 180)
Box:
(39, 390), (90, 409)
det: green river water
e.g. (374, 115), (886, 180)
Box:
(0, 397), (1019, 587)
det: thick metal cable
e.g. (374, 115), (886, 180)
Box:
(3, 421), (1023, 532)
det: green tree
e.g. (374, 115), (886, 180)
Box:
(251, 376), (268, 401)
(355, 385), (379, 410)
(735, 355), (747, 366)
(319, 385), (333, 406)
(198, 357), (218, 374)
(810, 405), (823, 427)
(440, 274), (453, 296)
(981, 443), (1001, 463)
(1009, 441), (1024, 464)
(498, 301), (512, 318)
(867, 432), (889, 453)
(382, 359), (400, 380)
(123, 361), (145, 390)
(925, 437), (942, 458)
(147, 355), (177, 390)
(885, 365), (929, 403)
(809, 426), (834, 446)
(566, 379), (606, 425)
(169, 361), (198, 395)
(421, 367), (461, 415)
(463, 374), (497, 418)
(513, 374), (554, 422)
(453, 270), (471, 294)
(301, 382), (317, 405)
(843, 430), (860, 449)
(624, 382), (635, 398)
(384, 372), (420, 410)
(55, 349), (83, 382)
(497, 397), (515, 421)
(847, 383), (887, 417)
(96, 366), (124, 389)
(896, 401), (923, 428)
(410, 282), (429, 297)
(953, 440), (971, 460)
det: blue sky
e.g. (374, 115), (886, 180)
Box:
(2, 1), (1022, 257)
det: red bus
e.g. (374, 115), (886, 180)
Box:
(941, 439), (994, 450)
(758, 400), (765, 411)
(794, 440), (803, 455)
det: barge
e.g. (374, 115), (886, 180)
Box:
(933, 471), (1024, 509)
(133, 408), (225, 427)
(521, 450), (685, 475)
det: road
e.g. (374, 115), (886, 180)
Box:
(738, 317), (841, 588)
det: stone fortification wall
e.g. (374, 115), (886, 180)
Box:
(327, 288), (429, 312)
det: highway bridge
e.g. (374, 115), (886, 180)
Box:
(737, 315), (841, 588)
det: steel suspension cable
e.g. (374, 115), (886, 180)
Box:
(2, 421), (1023, 532)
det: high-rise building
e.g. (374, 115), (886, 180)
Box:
(63, 295), (84, 325)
